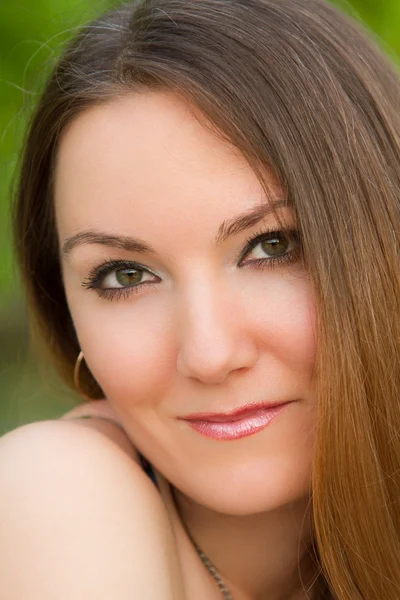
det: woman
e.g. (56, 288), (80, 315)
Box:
(1, 0), (399, 598)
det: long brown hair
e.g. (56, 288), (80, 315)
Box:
(13, 0), (400, 597)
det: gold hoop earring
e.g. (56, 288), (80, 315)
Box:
(74, 350), (91, 401)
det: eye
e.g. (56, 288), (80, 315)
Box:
(102, 267), (154, 288)
(81, 259), (160, 301)
(249, 232), (290, 258)
(239, 229), (301, 267)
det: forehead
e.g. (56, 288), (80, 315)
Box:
(54, 90), (281, 242)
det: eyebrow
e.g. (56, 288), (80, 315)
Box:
(215, 198), (286, 244)
(62, 231), (154, 258)
(62, 198), (287, 259)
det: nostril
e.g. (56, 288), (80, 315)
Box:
(176, 335), (258, 384)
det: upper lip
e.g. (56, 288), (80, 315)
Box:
(181, 401), (291, 422)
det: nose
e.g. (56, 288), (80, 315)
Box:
(176, 277), (258, 384)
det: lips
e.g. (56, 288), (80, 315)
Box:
(182, 401), (291, 423)
(183, 403), (291, 441)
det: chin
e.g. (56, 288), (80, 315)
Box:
(177, 461), (312, 516)
(204, 488), (311, 517)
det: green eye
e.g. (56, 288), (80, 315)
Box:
(115, 269), (143, 287)
(240, 229), (300, 266)
(261, 234), (289, 256)
(82, 259), (160, 302)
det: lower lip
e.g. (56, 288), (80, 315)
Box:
(185, 404), (289, 441)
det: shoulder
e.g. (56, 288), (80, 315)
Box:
(0, 418), (143, 488)
(0, 420), (185, 599)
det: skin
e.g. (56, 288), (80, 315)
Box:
(54, 90), (318, 599)
(0, 419), (187, 600)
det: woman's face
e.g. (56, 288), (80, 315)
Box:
(55, 91), (317, 515)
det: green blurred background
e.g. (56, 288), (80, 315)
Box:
(1, 0), (399, 435)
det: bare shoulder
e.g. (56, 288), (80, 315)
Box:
(0, 421), (185, 600)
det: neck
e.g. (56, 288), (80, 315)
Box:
(172, 488), (320, 600)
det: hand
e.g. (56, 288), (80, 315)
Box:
(60, 399), (139, 461)
(60, 399), (122, 427)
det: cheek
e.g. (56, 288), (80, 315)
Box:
(246, 271), (317, 376)
(69, 295), (176, 406)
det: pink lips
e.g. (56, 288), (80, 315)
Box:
(182, 402), (290, 441)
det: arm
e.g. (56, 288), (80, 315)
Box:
(0, 421), (185, 600)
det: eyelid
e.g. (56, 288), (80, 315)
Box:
(83, 229), (298, 282)
(237, 227), (298, 264)
(82, 227), (300, 301)
(81, 258), (159, 290)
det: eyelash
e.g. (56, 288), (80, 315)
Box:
(81, 228), (301, 301)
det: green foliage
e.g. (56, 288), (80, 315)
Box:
(0, 0), (114, 428)
(0, 0), (113, 304)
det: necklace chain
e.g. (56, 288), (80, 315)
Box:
(170, 485), (233, 599)
(193, 540), (233, 600)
